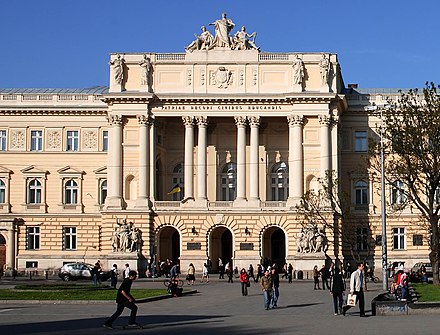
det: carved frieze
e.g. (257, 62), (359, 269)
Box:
(46, 129), (62, 150)
(82, 130), (98, 151)
(10, 129), (25, 150)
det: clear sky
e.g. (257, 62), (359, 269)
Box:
(1, 0), (438, 89)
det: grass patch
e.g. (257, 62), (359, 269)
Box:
(412, 283), (440, 302)
(0, 284), (167, 300)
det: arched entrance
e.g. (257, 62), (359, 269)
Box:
(262, 227), (286, 269)
(209, 226), (233, 272)
(0, 234), (5, 276)
(157, 226), (180, 264)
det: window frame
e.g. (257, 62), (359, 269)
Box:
(354, 130), (368, 152)
(392, 227), (406, 250)
(64, 179), (78, 205)
(391, 180), (407, 205)
(354, 180), (369, 205)
(27, 226), (40, 250)
(27, 178), (42, 204)
(63, 226), (77, 250)
(66, 130), (79, 151)
(30, 130), (43, 151)
(0, 130), (6, 151)
(356, 227), (369, 251)
(270, 162), (289, 201)
(102, 130), (108, 152)
(220, 162), (237, 201)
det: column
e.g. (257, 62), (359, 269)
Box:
(249, 116), (260, 204)
(6, 226), (15, 270)
(149, 118), (156, 201)
(287, 114), (304, 206)
(135, 115), (151, 208)
(235, 116), (247, 203)
(105, 114), (124, 209)
(196, 116), (208, 204)
(182, 116), (194, 201)
(318, 114), (332, 182)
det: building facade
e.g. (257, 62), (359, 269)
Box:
(0, 16), (430, 275)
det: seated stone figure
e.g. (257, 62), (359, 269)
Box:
(186, 26), (214, 52)
(233, 26), (259, 51)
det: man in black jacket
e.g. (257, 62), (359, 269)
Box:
(104, 270), (141, 329)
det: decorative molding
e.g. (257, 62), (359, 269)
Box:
(287, 115), (304, 127)
(82, 130), (98, 151)
(10, 129), (25, 150)
(46, 129), (62, 150)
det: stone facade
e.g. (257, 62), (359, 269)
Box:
(0, 18), (431, 276)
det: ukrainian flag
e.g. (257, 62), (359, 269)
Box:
(167, 184), (181, 195)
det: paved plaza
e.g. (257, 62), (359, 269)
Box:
(0, 277), (435, 334)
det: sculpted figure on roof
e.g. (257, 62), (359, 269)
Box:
(293, 55), (304, 85)
(209, 12), (235, 48)
(139, 55), (153, 91)
(109, 54), (125, 86)
(233, 26), (259, 51)
(185, 26), (214, 52)
(319, 53), (330, 86)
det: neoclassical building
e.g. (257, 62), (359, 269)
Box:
(0, 15), (430, 275)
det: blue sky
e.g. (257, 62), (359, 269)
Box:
(1, 0), (438, 89)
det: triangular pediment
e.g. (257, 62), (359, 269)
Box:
(57, 165), (84, 175)
(21, 165), (48, 174)
(93, 166), (107, 175)
(0, 166), (12, 174)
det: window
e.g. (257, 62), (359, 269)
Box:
(64, 179), (78, 204)
(393, 227), (405, 250)
(221, 162), (236, 201)
(391, 180), (406, 205)
(25, 261), (38, 268)
(270, 162), (288, 201)
(413, 234), (423, 246)
(356, 227), (369, 251)
(0, 179), (5, 203)
(27, 227), (40, 250)
(100, 180), (107, 205)
(354, 180), (368, 205)
(64, 227), (77, 250)
(102, 131), (108, 152)
(171, 163), (184, 201)
(30, 130), (43, 151)
(354, 131), (367, 152)
(0, 130), (6, 151)
(66, 130), (79, 151)
(28, 179), (42, 204)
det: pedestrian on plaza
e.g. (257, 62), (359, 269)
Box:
(328, 262), (335, 288)
(271, 267), (280, 308)
(255, 264), (263, 283)
(282, 263), (288, 279)
(124, 263), (131, 279)
(103, 270), (141, 329)
(260, 269), (273, 310)
(248, 264), (256, 282)
(342, 262), (365, 317)
(287, 263), (293, 283)
(227, 262), (234, 283)
(320, 265), (330, 290)
(187, 263), (196, 285)
(206, 257), (213, 273)
(201, 263), (209, 283)
(330, 267), (345, 315)
(313, 265), (321, 290)
(218, 258), (224, 279)
(240, 268), (250, 296)
(110, 264), (118, 289)
(169, 263), (180, 280)
(92, 262), (101, 286)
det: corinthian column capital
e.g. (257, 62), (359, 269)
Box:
(137, 114), (153, 126)
(196, 116), (208, 127)
(248, 116), (260, 127)
(106, 114), (123, 126)
(318, 114), (331, 126)
(234, 116), (247, 127)
(182, 116), (194, 127)
(287, 114), (304, 127)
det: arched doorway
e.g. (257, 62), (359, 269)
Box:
(0, 234), (5, 276)
(209, 227), (233, 272)
(262, 227), (286, 269)
(157, 226), (180, 265)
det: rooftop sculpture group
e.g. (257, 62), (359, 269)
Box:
(186, 13), (259, 52)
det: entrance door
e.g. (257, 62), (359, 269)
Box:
(262, 227), (286, 269)
(157, 227), (180, 264)
(0, 234), (5, 276)
(210, 227), (233, 272)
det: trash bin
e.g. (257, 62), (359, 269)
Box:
(297, 270), (303, 280)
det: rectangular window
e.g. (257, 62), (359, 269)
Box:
(354, 131), (367, 152)
(356, 227), (369, 251)
(25, 261), (38, 268)
(0, 130), (6, 151)
(66, 130), (79, 151)
(413, 234), (423, 246)
(102, 130), (108, 152)
(64, 227), (77, 250)
(30, 130), (43, 151)
(27, 227), (40, 250)
(393, 227), (405, 250)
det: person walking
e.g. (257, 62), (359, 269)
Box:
(342, 262), (365, 317)
(313, 265), (321, 290)
(110, 264), (118, 289)
(218, 258), (224, 279)
(187, 263), (196, 285)
(227, 262), (234, 283)
(271, 267), (280, 308)
(103, 270), (141, 329)
(201, 263), (209, 283)
(248, 264), (256, 283)
(240, 268), (250, 296)
(124, 263), (131, 279)
(330, 267), (345, 315)
(260, 269), (273, 310)
(92, 262), (101, 286)
(255, 264), (263, 283)
(320, 265), (330, 290)
(287, 263), (293, 283)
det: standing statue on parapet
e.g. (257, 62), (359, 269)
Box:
(209, 13), (235, 48)
(139, 55), (152, 89)
(109, 54), (125, 85)
(185, 26), (214, 52)
(319, 53), (330, 86)
(292, 55), (304, 85)
(233, 26), (259, 51)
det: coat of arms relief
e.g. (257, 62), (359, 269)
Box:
(210, 67), (233, 88)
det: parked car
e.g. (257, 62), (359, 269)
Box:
(412, 262), (433, 276)
(58, 262), (110, 282)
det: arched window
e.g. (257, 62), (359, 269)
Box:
(354, 180), (368, 205)
(221, 162), (237, 201)
(270, 162), (288, 201)
(0, 179), (5, 203)
(64, 179), (78, 204)
(28, 179), (42, 204)
(391, 180), (406, 205)
(100, 180), (107, 205)
(171, 163), (184, 201)
(125, 175), (137, 201)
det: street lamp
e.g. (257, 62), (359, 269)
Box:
(366, 104), (388, 291)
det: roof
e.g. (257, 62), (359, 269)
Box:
(0, 86), (109, 95)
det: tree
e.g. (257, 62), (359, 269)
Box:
(369, 83), (440, 285)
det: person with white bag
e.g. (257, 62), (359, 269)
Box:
(342, 263), (366, 317)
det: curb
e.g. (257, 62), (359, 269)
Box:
(0, 289), (198, 305)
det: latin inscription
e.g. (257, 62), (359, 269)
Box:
(240, 243), (254, 250)
(187, 242), (202, 250)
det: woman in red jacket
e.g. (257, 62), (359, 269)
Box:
(240, 268), (250, 296)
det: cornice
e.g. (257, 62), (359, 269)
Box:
(0, 108), (108, 116)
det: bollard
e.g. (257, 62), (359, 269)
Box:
(45, 270), (48, 280)
(29, 271), (32, 280)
